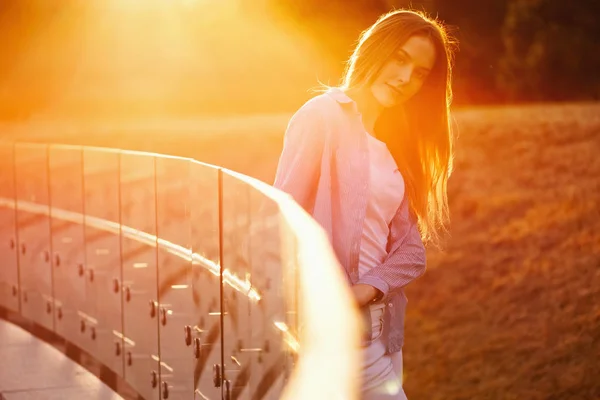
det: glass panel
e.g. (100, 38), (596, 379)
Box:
(0, 142), (20, 313)
(83, 147), (124, 375)
(49, 145), (86, 349)
(246, 183), (291, 399)
(120, 151), (159, 400)
(277, 214), (300, 382)
(14, 143), (54, 331)
(189, 161), (222, 400)
(155, 156), (193, 400)
(220, 172), (252, 399)
(220, 172), (290, 400)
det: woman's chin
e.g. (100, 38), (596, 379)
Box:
(376, 95), (401, 109)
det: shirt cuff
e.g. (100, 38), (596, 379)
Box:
(357, 275), (390, 302)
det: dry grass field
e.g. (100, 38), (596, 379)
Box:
(404, 103), (600, 400)
(1, 102), (599, 399)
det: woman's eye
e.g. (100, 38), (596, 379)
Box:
(415, 71), (427, 80)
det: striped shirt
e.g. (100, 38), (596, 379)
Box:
(273, 87), (426, 353)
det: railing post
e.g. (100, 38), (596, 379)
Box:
(217, 167), (225, 394)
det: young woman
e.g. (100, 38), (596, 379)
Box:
(274, 9), (456, 399)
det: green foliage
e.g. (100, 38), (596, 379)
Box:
(499, 0), (600, 102)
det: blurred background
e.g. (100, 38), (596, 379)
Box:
(1, 0), (599, 399)
(1, 0), (599, 118)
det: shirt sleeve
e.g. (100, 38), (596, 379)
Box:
(272, 103), (326, 213)
(357, 196), (426, 302)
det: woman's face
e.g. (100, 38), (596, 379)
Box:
(370, 35), (436, 108)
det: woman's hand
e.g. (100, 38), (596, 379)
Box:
(350, 284), (381, 307)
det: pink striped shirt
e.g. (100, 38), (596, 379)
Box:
(273, 87), (426, 353)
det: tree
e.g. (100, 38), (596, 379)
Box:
(499, 0), (600, 102)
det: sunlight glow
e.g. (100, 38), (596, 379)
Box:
(113, 330), (136, 346)
(0, 197), (263, 303)
(1, 0), (322, 119)
(383, 378), (402, 396)
(170, 284), (189, 289)
(77, 311), (98, 325)
(152, 354), (174, 372)
(274, 321), (300, 353)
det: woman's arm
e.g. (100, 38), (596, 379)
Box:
(356, 197), (426, 304)
(273, 103), (325, 212)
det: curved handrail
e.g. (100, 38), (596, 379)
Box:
(224, 169), (362, 400)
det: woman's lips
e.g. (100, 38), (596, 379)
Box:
(387, 84), (403, 97)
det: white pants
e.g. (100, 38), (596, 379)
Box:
(361, 304), (407, 400)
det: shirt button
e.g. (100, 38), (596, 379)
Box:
(388, 303), (393, 308)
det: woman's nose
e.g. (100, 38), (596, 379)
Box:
(396, 66), (413, 85)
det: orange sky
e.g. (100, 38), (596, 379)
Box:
(0, 1), (338, 119)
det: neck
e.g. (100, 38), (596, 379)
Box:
(345, 86), (383, 135)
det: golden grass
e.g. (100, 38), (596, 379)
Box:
(405, 102), (600, 400)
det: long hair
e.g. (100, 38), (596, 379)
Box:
(341, 9), (457, 246)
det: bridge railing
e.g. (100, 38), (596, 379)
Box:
(0, 141), (360, 400)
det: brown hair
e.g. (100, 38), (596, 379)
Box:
(341, 9), (457, 246)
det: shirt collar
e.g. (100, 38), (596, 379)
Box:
(326, 87), (359, 113)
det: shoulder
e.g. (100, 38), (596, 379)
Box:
(303, 91), (345, 112)
(289, 90), (347, 125)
